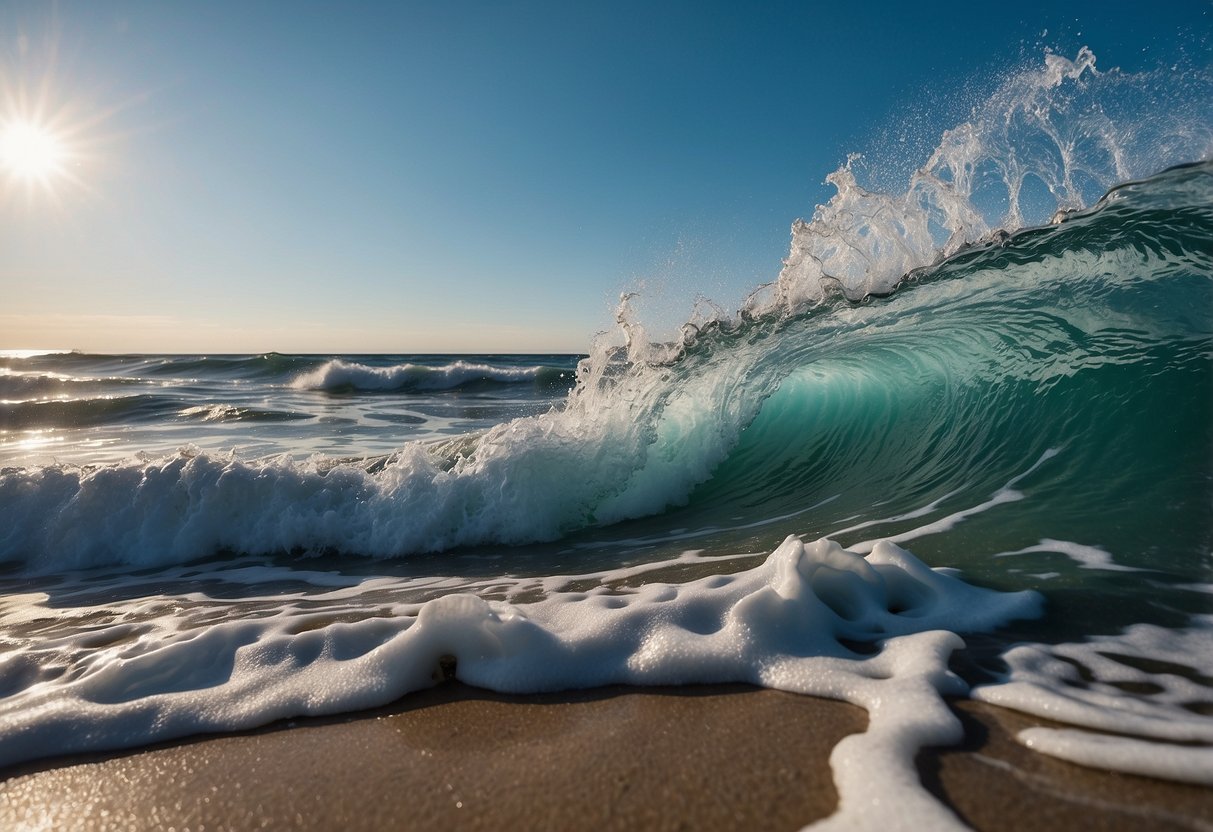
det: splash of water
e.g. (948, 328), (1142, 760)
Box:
(741, 48), (1212, 314)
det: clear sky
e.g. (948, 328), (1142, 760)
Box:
(0, 1), (1208, 354)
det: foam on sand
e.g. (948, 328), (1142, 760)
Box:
(0, 536), (1041, 829)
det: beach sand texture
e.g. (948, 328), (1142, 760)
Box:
(3, 685), (1209, 831)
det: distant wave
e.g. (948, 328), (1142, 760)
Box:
(139, 352), (316, 380)
(0, 395), (178, 430)
(292, 359), (574, 393)
(0, 371), (137, 399)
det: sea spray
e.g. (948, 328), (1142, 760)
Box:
(752, 48), (1213, 313)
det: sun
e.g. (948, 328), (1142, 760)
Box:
(0, 120), (67, 182)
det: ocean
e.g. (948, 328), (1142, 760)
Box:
(1, 49), (1211, 828)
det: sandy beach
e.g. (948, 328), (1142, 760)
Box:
(2, 684), (1209, 831)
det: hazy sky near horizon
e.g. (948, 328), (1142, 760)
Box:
(0, 1), (1208, 354)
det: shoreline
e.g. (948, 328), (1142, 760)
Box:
(3, 684), (1210, 830)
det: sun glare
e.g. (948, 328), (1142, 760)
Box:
(0, 120), (66, 182)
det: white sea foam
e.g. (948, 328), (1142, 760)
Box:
(0, 536), (1041, 830)
(974, 619), (1213, 784)
(840, 449), (1058, 555)
(993, 538), (1144, 572)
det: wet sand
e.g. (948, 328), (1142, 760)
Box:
(1, 685), (1209, 831)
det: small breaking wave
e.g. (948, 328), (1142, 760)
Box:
(293, 359), (575, 393)
(177, 404), (311, 423)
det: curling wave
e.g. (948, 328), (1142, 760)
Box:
(1, 159), (1209, 573)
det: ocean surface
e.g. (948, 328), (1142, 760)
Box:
(1, 50), (1211, 829)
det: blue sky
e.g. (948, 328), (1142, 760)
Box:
(0, 1), (1208, 353)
